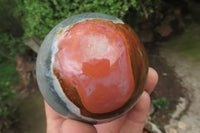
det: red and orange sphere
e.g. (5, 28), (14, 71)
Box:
(36, 13), (148, 124)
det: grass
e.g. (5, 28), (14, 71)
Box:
(152, 97), (171, 110)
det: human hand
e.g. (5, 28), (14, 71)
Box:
(45, 67), (158, 133)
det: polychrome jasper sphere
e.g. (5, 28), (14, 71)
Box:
(36, 13), (148, 124)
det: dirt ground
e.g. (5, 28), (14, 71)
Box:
(146, 43), (187, 131)
(160, 22), (200, 133)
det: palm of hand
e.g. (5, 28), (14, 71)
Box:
(45, 68), (158, 133)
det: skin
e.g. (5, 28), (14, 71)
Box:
(45, 67), (158, 133)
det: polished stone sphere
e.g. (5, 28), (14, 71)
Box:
(36, 13), (148, 124)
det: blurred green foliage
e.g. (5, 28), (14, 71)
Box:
(0, 61), (19, 131)
(0, 1), (21, 130)
(0, 0), (26, 62)
(15, 0), (161, 40)
(0, 33), (24, 62)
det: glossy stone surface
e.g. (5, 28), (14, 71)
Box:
(36, 13), (148, 124)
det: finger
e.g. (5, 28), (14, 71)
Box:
(120, 91), (150, 133)
(44, 101), (65, 121)
(61, 119), (97, 133)
(45, 101), (65, 133)
(145, 67), (158, 94)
